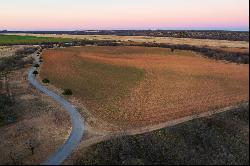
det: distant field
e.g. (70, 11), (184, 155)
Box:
(0, 34), (74, 45)
(40, 46), (249, 129)
(6, 33), (250, 49)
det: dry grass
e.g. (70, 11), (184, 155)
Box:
(0, 67), (71, 164)
(40, 46), (249, 130)
(74, 104), (249, 165)
(0, 46), (26, 58)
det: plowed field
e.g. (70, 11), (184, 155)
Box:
(40, 46), (249, 129)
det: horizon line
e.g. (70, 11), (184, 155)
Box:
(1, 29), (249, 32)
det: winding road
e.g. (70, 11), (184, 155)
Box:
(28, 51), (84, 165)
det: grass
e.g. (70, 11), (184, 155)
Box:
(75, 104), (249, 165)
(0, 35), (74, 45)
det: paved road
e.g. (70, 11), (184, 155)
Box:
(28, 51), (84, 165)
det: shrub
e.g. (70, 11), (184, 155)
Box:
(62, 89), (73, 95)
(34, 64), (40, 68)
(42, 78), (50, 84)
(32, 70), (38, 76)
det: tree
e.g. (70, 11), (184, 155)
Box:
(32, 71), (38, 76)
(34, 64), (39, 68)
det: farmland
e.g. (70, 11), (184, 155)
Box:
(0, 35), (74, 45)
(40, 46), (249, 130)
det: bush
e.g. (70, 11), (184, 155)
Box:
(42, 78), (50, 84)
(34, 64), (40, 68)
(62, 89), (73, 95)
(32, 70), (38, 76)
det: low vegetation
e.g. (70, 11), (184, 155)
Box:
(0, 45), (71, 164)
(0, 47), (36, 126)
(0, 47), (36, 72)
(0, 93), (16, 126)
(0, 35), (75, 45)
(42, 78), (50, 84)
(75, 104), (249, 165)
(62, 89), (73, 96)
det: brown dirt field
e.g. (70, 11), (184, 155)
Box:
(0, 67), (71, 164)
(40, 46), (249, 130)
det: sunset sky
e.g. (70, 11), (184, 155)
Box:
(0, 0), (249, 31)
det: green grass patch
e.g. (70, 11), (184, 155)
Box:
(0, 34), (74, 45)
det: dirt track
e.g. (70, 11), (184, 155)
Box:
(28, 52), (84, 165)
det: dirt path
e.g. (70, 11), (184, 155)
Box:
(64, 102), (248, 164)
(28, 52), (84, 165)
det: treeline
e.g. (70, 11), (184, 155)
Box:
(138, 42), (249, 64)
(114, 30), (249, 42)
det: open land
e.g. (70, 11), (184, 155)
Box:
(73, 103), (249, 165)
(40, 46), (249, 130)
(0, 47), (71, 164)
(0, 34), (75, 45)
(0, 34), (249, 165)
(5, 33), (249, 49)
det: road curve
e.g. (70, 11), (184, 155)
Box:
(28, 52), (84, 165)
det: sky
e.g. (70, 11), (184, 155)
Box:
(0, 0), (249, 31)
